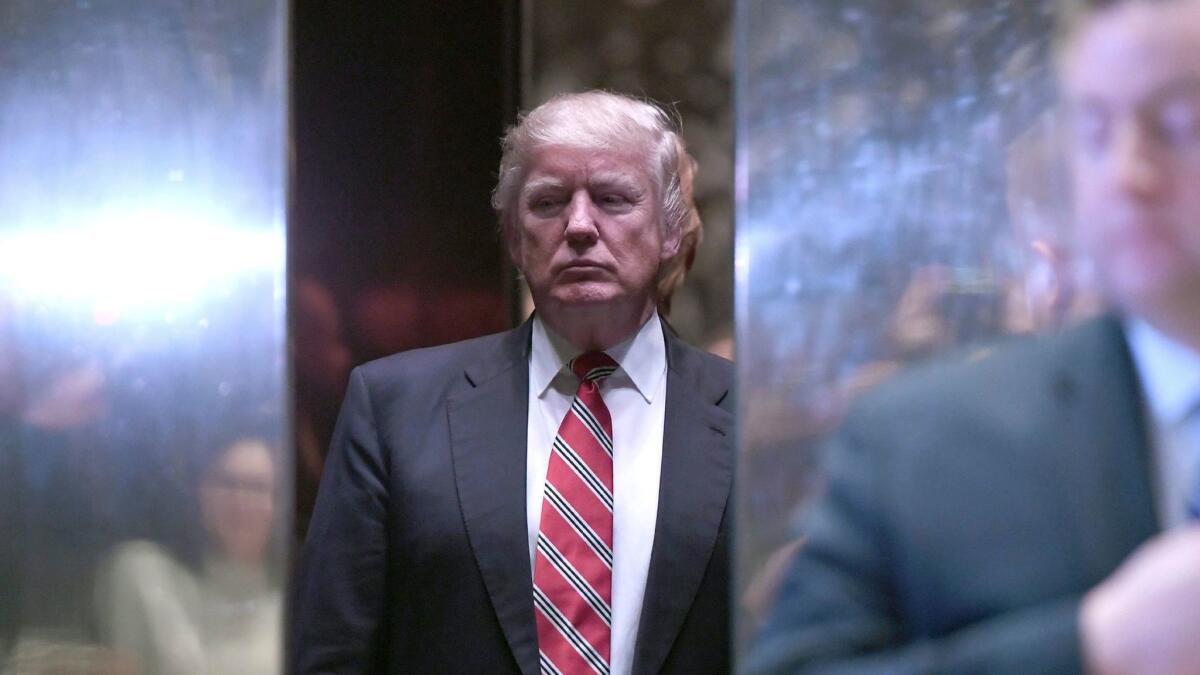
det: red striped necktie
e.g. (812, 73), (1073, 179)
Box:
(534, 351), (619, 675)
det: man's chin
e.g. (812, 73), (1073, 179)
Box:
(548, 283), (624, 308)
(1109, 272), (1200, 323)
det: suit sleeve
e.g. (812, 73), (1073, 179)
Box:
(291, 367), (391, 674)
(743, 414), (1084, 675)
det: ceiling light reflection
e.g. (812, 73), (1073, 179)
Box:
(0, 206), (284, 320)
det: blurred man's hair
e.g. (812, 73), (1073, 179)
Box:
(1056, 0), (1177, 48)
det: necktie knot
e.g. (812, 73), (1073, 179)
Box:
(570, 351), (619, 384)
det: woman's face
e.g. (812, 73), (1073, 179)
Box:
(200, 439), (276, 564)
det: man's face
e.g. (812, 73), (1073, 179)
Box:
(1062, 0), (1200, 321)
(508, 144), (678, 312)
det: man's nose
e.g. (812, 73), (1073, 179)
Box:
(1110, 121), (1165, 200)
(564, 191), (598, 244)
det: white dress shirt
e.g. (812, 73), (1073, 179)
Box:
(1126, 319), (1200, 529)
(526, 312), (667, 675)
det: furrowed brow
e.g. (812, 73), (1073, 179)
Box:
(590, 172), (644, 193)
(521, 177), (566, 196)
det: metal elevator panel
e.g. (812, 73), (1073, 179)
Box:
(734, 0), (1081, 660)
(0, 1), (288, 672)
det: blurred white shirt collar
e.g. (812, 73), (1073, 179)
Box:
(1127, 318), (1200, 425)
(1126, 318), (1200, 529)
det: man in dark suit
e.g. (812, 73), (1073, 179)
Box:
(749, 1), (1200, 673)
(292, 91), (733, 674)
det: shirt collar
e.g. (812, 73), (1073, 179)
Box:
(530, 311), (667, 404)
(1126, 318), (1200, 425)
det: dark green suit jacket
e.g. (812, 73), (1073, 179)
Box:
(749, 316), (1159, 674)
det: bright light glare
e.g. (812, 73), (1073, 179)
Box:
(0, 205), (284, 316)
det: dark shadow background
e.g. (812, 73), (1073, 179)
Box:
(290, 0), (521, 537)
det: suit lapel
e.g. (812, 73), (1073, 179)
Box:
(632, 331), (733, 675)
(1049, 316), (1159, 586)
(448, 322), (539, 675)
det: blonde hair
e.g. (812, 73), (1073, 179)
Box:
(1055, 0), (1176, 49)
(657, 137), (703, 314)
(492, 91), (692, 243)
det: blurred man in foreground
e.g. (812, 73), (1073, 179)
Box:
(292, 91), (733, 674)
(750, 1), (1200, 673)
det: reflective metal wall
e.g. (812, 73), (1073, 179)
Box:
(0, 1), (288, 672)
(735, 0), (1089, 657)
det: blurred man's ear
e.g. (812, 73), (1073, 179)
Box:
(660, 222), (683, 261)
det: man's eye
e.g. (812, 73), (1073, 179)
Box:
(599, 194), (628, 206)
(532, 196), (561, 210)
(1156, 100), (1200, 144)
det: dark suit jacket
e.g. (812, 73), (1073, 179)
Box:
(748, 316), (1159, 675)
(292, 319), (734, 674)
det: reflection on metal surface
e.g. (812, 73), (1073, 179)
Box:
(734, 0), (1091, 656)
(94, 438), (283, 675)
(0, 1), (287, 673)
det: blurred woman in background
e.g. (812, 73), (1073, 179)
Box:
(95, 436), (282, 675)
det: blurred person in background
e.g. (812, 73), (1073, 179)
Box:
(96, 436), (282, 675)
(1005, 113), (1107, 334)
(292, 90), (733, 674)
(0, 316), (120, 673)
(748, 0), (1200, 673)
